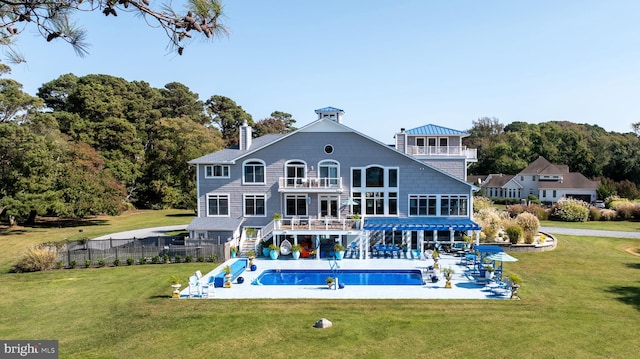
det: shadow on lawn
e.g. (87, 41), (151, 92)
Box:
(625, 262), (640, 270)
(606, 284), (640, 311)
(166, 213), (195, 218)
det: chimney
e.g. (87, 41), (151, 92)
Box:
(239, 120), (252, 151)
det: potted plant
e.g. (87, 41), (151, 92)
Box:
(247, 250), (256, 268)
(168, 275), (181, 298)
(223, 265), (232, 288)
(507, 273), (523, 299)
(272, 213), (282, 229)
(432, 249), (440, 269)
(441, 267), (455, 288)
(351, 213), (361, 229)
(484, 265), (495, 280)
(334, 243), (345, 260)
(291, 244), (302, 260)
(261, 239), (272, 257)
(230, 245), (238, 258)
(326, 276), (335, 289)
(268, 243), (280, 260)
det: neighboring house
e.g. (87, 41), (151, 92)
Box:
(186, 107), (481, 259)
(476, 156), (599, 204)
(394, 124), (477, 181)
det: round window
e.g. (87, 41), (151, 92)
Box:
(324, 144), (334, 154)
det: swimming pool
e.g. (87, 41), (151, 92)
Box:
(252, 269), (423, 286)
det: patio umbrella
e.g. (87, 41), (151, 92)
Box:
(485, 252), (518, 280)
(341, 198), (359, 206)
(341, 198), (359, 218)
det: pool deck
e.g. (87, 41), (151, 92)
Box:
(180, 253), (513, 300)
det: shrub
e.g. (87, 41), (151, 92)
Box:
(198, 256), (205, 263)
(151, 255), (159, 264)
(508, 203), (549, 220)
(474, 208), (502, 242)
(140, 257), (148, 264)
(504, 223), (523, 244)
(185, 255), (193, 263)
(600, 209), (617, 221)
(523, 231), (535, 244)
(85, 260), (92, 268)
(98, 259), (106, 267)
(162, 254), (170, 263)
(174, 255), (182, 263)
(14, 244), (59, 272)
(56, 261), (64, 269)
(208, 254), (217, 262)
(126, 257), (134, 266)
(526, 194), (541, 205)
(515, 212), (540, 238)
(614, 202), (640, 220)
(113, 258), (121, 266)
(69, 260), (77, 269)
(589, 207), (602, 221)
(473, 196), (493, 212)
(550, 198), (590, 222)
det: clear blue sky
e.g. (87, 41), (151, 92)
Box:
(9, 0), (640, 142)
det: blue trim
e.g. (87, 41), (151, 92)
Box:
(363, 217), (481, 231)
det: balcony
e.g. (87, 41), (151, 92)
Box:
(407, 146), (477, 161)
(278, 177), (344, 193)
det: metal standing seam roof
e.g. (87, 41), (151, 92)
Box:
(405, 124), (469, 136)
(363, 217), (481, 231)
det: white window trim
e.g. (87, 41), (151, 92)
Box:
(204, 164), (230, 178)
(243, 193), (267, 217)
(242, 159), (266, 185)
(408, 194), (437, 216)
(206, 193), (230, 217)
(284, 194), (308, 217)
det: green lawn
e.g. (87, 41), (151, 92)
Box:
(540, 219), (640, 232)
(1, 210), (639, 358)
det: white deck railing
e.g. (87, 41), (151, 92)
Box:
(407, 146), (477, 160)
(278, 177), (343, 190)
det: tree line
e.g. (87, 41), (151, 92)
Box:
(464, 117), (640, 199)
(0, 66), (296, 224)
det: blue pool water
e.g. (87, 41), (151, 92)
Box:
(252, 269), (423, 286)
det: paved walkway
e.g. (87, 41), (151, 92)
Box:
(540, 226), (640, 239)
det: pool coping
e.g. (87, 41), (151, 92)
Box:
(179, 254), (513, 300)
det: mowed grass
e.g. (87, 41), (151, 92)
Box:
(1, 211), (639, 358)
(540, 218), (640, 232)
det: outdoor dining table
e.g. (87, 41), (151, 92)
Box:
(373, 244), (401, 258)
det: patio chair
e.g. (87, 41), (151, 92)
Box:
(489, 280), (513, 297)
(188, 275), (201, 298)
(201, 276), (215, 298)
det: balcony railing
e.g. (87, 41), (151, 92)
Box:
(274, 217), (361, 232)
(278, 177), (343, 192)
(407, 146), (477, 160)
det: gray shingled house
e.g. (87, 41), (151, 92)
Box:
(187, 107), (481, 260)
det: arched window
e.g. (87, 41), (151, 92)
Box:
(243, 160), (265, 184)
(318, 160), (339, 186)
(365, 166), (384, 187)
(285, 160), (306, 186)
